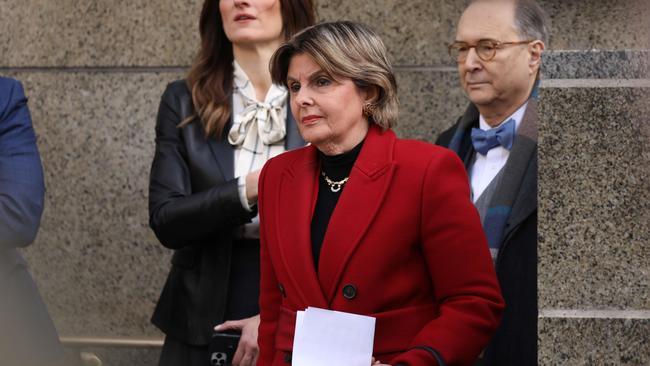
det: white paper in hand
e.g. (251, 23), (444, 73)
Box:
(292, 307), (375, 366)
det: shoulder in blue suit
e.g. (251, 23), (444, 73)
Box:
(0, 76), (45, 248)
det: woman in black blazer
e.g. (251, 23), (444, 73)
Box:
(148, 1), (314, 365)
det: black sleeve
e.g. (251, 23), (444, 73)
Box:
(148, 83), (254, 249)
(434, 123), (457, 147)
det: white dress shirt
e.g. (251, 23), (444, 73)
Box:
(231, 61), (289, 238)
(470, 102), (528, 202)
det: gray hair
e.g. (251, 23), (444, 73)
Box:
(467, 0), (550, 44)
(514, 0), (550, 44)
(270, 21), (399, 129)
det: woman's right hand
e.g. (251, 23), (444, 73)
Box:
(245, 170), (262, 204)
(214, 315), (260, 366)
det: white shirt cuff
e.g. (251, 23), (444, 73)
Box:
(237, 175), (254, 212)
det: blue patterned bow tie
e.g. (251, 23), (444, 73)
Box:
(471, 118), (516, 155)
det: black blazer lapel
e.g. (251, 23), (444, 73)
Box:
(504, 150), (537, 240)
(449, 103), (480, 169)
(459, 130), (476, 170)
(503, 103), (538, 240)
(207, 119), (235, 180)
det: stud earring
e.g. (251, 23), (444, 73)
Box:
(362, 103), (375, 118)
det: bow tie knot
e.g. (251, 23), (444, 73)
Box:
(228, 94), (287, 147)
(471, 118), (516, 155)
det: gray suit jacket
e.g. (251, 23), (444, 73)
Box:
(436, 101), (538, 366)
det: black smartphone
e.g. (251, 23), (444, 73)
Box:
(209, 331), (241, 366)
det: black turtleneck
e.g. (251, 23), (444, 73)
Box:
(311, 140), (364, 271)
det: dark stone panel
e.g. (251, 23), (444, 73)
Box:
(539, 0), (650, 51)
(538, 86), (650, 309)
(539, 317), (650, 365)
(542, 50), (650, 79)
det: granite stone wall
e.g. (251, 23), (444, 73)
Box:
(538, 74), (650, 364)
(1, 1), (648, 365)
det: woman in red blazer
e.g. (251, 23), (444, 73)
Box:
(257, 21), (504, 366)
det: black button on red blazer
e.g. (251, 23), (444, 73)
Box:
(257, 125), (505, 366)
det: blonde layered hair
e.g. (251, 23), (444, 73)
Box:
(270, 21), (399, 129)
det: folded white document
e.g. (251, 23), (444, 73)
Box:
(292, 307), (376, 366)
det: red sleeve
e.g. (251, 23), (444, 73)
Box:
(391, 148), (504, 366)
(257, 161), (282, 366)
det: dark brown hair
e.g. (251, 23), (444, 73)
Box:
(185, 0), (316, 138)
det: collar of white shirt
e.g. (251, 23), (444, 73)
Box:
(478, 101), (528, 132)
(470, 102), (528, 203)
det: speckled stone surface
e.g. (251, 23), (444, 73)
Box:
(538, 86), (650, 309)
(539, 318), (650, 366)
(539, 0), (650, 51)
(319, 0), (650, 66)
(0, 1), (201, 67)
(317, 0), (462, 67)
(2, 1), (650, 364)
(543, 50), (650, 79)
(2, 1), (649, 67)
(8, 71), (185, 337)
(4, 68), (466, 339)
(394, 69), (467, 142)
(66, 346), (160, 366)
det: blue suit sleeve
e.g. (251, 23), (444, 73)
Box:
(0, 78), (45, 248)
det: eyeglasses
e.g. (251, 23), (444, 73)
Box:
(447, 39), (534, 63)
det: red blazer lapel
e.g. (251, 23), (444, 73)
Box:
(276, 146), (328, 308)
(318, 126), (397, 305)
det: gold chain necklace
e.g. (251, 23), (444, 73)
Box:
(321, 172), (349, 193)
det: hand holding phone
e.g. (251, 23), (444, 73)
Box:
(212, 315), (260, 366)
(209, 331), (241, 366)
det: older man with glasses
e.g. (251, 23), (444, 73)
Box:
(436, 0), (548, 365)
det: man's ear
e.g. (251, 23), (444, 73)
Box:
(529, 40), (545, 74)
